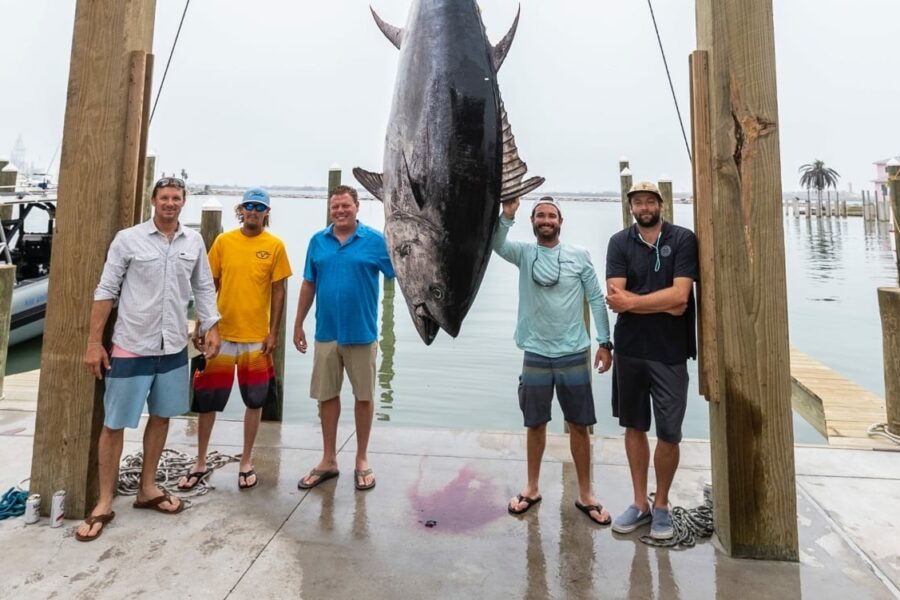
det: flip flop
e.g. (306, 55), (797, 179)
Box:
(508, 494), (542, 515)
(133, 490), (185, 515)
(75, 511), (115, 542)
(238, 469), (258, 490)
(354, 468), (376, 491)
(297, 468), (340, 490)
(575, 501), (612, 525)
(177, 468), (212, 490)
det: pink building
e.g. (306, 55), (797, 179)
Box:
(872, 156), (899, 197)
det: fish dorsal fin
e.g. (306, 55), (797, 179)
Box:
(491, 5), (521, 70)
(499, 95), (545, 202)
(352, 167), (384, 202)
(370, 6), (403, 50)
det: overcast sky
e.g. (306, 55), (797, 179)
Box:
(2, 0), (897, 194)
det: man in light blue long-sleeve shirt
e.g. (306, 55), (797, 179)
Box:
(493, 196), (614, 526)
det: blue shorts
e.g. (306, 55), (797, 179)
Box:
(103, 347), (190, 429)
(518, 351), (596, 428)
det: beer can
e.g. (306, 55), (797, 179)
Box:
(50, 490), (66, 528)
(24, 494), (41, 525)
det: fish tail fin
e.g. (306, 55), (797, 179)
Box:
(499, 96), (544, 202)
(370, 6), (403, 50)
(353, 167), (384, 201)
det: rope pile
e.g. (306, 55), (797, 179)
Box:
(639, 491), (715, 549)
(867, 423), (900, 445)
(116, 449), (239, 499)
(0, 487), (28, 520)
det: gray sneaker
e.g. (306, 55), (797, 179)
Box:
(612, 504), (652, 533)
(650, 506), (674, 540)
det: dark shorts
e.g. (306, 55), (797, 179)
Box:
(518, 351), (596, 428)
(611, 353), (688, 443)
(192, 341), (276, 412)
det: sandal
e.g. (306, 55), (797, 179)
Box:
(133, 490), (185, 514)
(508, 494), (542, 515)
(297, 468), (340, 490)
(238, 469), (258, 490)
(75, 512), (115, 542)
(575, 501), (612, 525)
(354, 468), (376, 491)
(177, 468), (212, 490)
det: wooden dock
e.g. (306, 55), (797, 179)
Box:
(790, 347), (895, 450)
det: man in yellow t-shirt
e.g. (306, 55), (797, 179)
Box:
(179, 187), (292, 491)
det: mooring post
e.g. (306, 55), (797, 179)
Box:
(878, 289), (900, 435)
(0, 163), (18, 195)
(30, 0), (157, 518)
(263, 278), (287, 422)
(886, 161), (900, 278)
(200, 198), (223, 252)
(0, 264), (16, 400)
(826, 190), (832, 218)
(658, 178), (674, 224)
(326, 164), (341, 225)
(141, 153), (156, 222)
(620, 166), (633, 229)
(805, 197), (811, 219)
(792, 197), (799, 218)
(694, 0), (799, 560)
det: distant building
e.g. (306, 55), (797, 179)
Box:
(872, 156), (899, 198)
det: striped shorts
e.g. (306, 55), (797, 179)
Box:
(103, 346), (190, 430)
(518, 350), (596, 428)
(191, 340), (276, 412)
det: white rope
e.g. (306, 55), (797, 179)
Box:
(116, 449), (239, 499)
(639, 491), (715, 549)
(867, 423), (900, 445)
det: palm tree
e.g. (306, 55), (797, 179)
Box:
(799, 160), (840, 217)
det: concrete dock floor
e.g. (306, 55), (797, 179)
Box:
(0, 408), (898, 599)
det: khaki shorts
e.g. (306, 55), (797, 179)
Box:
(310, 341), (377, 402)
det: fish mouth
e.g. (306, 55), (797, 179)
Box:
(413, 304), (441, 345)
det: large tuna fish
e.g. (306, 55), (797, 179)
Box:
(354, 1), (544, 345)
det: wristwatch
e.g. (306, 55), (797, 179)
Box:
(598, 341), (614, 351)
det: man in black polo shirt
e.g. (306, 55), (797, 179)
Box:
(604, 181), (698, 540)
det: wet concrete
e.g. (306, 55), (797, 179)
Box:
(0, 409), (897, 599)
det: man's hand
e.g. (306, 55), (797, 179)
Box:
(606, 282), (637, 314)
(594, 347), (612, 374)
(203, 325), (221, 360)
(191, 322), (203, 352)
(293, 325), (308, 354)
(261, 331), (278, 356)
(84, 343), (110, 380)
(501, 197), (519, 219)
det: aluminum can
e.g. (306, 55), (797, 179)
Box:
(24, 494), (41, 524)
(50, 490), (65, 528)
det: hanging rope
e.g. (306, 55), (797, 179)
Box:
(149, 0), (192, 125)
(646, 0), (692, 165)
(639, 491), (715, 549)
(867, 423), (900, 445)
(117, 448), (239, 499)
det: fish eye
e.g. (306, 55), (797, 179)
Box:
(430, 286), (444, 300)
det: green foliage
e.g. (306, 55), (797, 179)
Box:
(798, 160), (840, 192)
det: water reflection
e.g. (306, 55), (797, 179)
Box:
(558, 462), (595, 598)
(377, 277), (396, 422)
(524, 517), (549, 600)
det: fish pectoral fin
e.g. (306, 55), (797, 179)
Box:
(370, 7), (403, 50)
(353, 167), (385, 202)
(402, 152), (427, 211)
(498, 95), (545, 201)
(491, 4), (521, 70)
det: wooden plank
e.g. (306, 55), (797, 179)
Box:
(30, 0), (158, 518)
(697, 0), (798, 560)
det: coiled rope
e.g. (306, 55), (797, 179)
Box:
(0, 486), (29, 520)
(639, 491), (715, 549)
(867, 423), (900, 445)
(116, 449), (239, 499)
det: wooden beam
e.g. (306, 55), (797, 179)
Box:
(30, 0), (157, 518)
(878, 288), (900, 436)
(695, 0), (798, 560)
(658, 179), (674, 224)
(619, 168), (633, 230)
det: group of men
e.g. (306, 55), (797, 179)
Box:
(75, 176), (697, 545)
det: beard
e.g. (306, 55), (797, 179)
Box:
(635, 211), (661, 228)
(533, 223), (561, 242)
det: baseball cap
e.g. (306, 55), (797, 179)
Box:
(532, 196), (562, 216)
(627, 181), (663, 202)
(242, 187), (270, 207)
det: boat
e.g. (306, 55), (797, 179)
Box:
(0, 194), (55, 346)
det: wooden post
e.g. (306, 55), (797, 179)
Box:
(694, 0), (798, 560)
(887, 162), (900, 279)
(142, 153), (156, 222)
(30, 0), (157, 518)
(0, 164), (18, 194)
(805, 198), (811, 219)
(792, 197), (799, 218)
(875, 189), (885, 221)
(658, 178), (674, 224)
(262, 279), (286, 422)
(619, 167), (633, 229)
(0, 265), (16, 400)
(200, 198), (223, 252)
(326, 164), (341, 225)
(878, 288), (900, 435)
(826, 190), (832, 218)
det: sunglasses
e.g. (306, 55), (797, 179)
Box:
(153, 177), (185, 191)
(242, 201), (269, 212)
(531, 249), (562, 287)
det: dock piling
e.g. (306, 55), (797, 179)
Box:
(619, 165), (633, 229)
(0, 265), (16, 400)
(200, 198), (223, 252)
(878, 288), (900, 436)
(326, 164), (341, 225)
(658, 178), (674, 224)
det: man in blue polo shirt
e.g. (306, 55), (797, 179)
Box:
(605, 181), (698, 541)
(294, 185), (394, 492)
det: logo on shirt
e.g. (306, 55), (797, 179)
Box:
(660, 245), (672, 258)
(256, 251), (271, 260)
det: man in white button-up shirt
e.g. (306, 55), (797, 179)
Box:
(76, 178), (221, 542)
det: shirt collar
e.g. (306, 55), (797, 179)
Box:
(326, 220), (366, 240)
(141, 218), (184, 238)
(629, 221), (671, 244)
